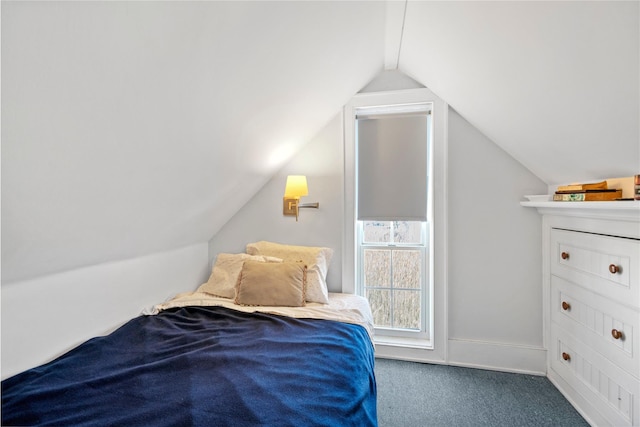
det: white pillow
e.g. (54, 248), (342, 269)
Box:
(246, 241), (333, 304)
(197, 253), (282, 299)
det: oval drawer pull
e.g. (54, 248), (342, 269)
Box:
(561, 301), (571, 311)
(561, 252), (570, 260)
(611, 329), (623, 340)
(609, 264), (620, 274)
(562, 352), (571, 361)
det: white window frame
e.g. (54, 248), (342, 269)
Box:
(343, 88), (448, 362)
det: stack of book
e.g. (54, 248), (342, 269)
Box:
(554, 180), (622, 201)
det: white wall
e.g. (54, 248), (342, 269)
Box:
(208, 114), (345, 292)
(1, 243), (209, 379)
(447, 108), (548, 373)
(208, 89), (549, 373)
(207, 71), (425, 291)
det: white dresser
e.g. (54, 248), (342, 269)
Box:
(523, 201), (640, 426)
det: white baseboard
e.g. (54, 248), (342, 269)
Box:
(447, 338), (547, 375)
(374, 338), (547, 376)
(547, 370), (600, 427)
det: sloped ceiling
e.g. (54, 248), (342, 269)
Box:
(398, 1), (639, 186)
(1, 1), (385, 283)
(2, 1), (638, 284)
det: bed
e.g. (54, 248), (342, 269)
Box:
(2, 242), (377, 427)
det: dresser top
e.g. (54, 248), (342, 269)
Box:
(522, 200), (640, 239)
(521, 200), (640, 221)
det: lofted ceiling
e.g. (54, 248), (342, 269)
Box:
(398, 1), (639, 186)
(1, 1), (385, 282)
(2, 1), (638, 283)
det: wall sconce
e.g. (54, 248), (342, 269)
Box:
(283, 175), (319, 221)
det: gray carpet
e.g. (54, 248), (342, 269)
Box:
(375, 358), (589, 427)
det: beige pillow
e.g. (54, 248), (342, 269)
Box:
(197, 253), (282, 299)
(235, 261), (307, 307)
(246, 241), (333, 304)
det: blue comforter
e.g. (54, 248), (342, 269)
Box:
(2, 306), (377, 426)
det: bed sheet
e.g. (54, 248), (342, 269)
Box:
(149, 291), (375, 339)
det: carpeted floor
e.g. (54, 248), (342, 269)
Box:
(375, 358), (589, 427)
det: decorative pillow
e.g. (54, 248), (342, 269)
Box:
(235, 261), (307, 307)
(246, 241), (333, 304)
(197, 253), (282, 299)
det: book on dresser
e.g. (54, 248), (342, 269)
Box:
(553, 189), (622, 201)
(555, 180), (608, 192)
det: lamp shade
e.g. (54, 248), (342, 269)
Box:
(284, 175), (308, 198)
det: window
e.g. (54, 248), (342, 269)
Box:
(355, 104), (432, 343)
(343, 88), (447, 360)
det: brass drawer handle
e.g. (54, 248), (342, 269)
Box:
(612, 329), (623, 340)
(561, 301), (571, 311)
(561, 252), (570, 260)
(609, 264), (620, 274)
(562, 352), (571, 361)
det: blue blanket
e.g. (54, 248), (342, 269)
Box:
(2, 306), (377, 426)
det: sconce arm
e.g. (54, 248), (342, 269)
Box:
(298, 202), (319, 209)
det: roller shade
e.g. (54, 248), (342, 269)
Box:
(357, 111), (429, 221)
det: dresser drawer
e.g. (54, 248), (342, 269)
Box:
(551, 275), (639, 377)
(551, 228), (639, 307)
(550, 327), (640, 426)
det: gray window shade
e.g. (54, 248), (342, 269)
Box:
(357, 113), (428, 221)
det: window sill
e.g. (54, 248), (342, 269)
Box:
(374, 335), (433, 350)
